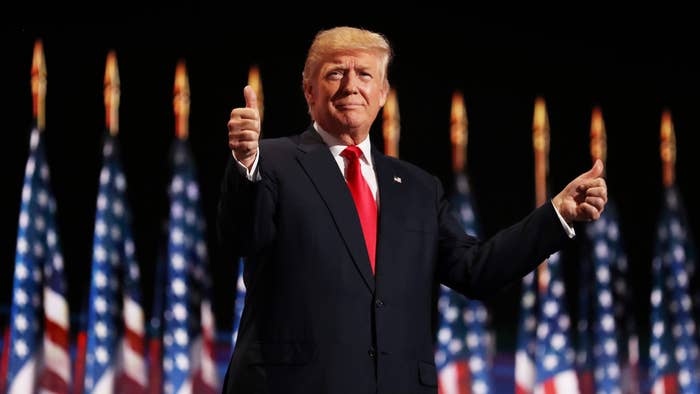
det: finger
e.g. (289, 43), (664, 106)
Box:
(230, 107), (259, 121)
(576, 179), (607, 193)
(584, 196), (606, 212)
(578, 203), (602, 221)
(229, 130), (259, 143)
(244, 85), (258, 110)
(229, 118), (260, 132)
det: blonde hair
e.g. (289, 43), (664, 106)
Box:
(302, 26), (393, 88)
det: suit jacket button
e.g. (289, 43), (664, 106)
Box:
(375, 299), (384, 308)
(368, 348), (376, 360)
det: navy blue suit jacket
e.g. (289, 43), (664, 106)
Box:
(217, 126), (569, 394)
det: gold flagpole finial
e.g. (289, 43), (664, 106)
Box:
(660, 109), (676, 187)
(174, 60), (190, 140)
(532, 96), (550, 207)
(590, 106), (607, 167)
(382, 88), (400, 158)
(104, 50), (121, 136)
(31, 39), (47, 131)
(450, 90), (468, 174)
(248, 64), (264, 124)
(532, 96), (551, 291)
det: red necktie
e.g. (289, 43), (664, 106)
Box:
(341, 146), (377, 274)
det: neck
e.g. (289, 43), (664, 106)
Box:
(319, 123), (370, 145)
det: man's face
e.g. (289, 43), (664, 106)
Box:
(305, 50), (388, 139)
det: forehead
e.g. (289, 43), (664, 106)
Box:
(321, 50), (381, 68)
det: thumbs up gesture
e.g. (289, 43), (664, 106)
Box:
(552, 159), (608, 224)
(228, 85), (260, 169)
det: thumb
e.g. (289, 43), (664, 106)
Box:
(581, 158), (604, 179)
(244, 85), (258, 110)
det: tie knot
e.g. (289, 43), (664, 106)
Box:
(341, 145), (363, 161)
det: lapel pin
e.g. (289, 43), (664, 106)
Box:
(393, 176), (402, 183)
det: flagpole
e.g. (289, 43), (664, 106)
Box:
(660, 109), (675, 188)
(382, 88), (400, 158)
(104, 50), (120, 136)
(31, 39), (47, 131)
(589, 106), (607, 169)
(174, 60), (190, 140)
(532, 97), (550, 291)
(248, 64), (264, 124)
(450, 91), (467, 174)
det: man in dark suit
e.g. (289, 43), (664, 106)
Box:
(218, 26), (607, 394)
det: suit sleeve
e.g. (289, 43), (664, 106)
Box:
(217, 156), (258, 259)
(433, 177), (571, 300)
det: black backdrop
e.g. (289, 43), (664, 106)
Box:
(2, 6), (699, 351)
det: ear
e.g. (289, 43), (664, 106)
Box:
(379, 80), (389, 107)
(303, 81), (314, 105)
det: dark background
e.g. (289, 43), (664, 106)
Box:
(2, 5), (699, 354)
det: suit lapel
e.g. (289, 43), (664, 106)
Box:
(296, 128), (375, 293)
(372, 150), (403, 284)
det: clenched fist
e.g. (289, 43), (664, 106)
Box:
(228, 85), (260, 169)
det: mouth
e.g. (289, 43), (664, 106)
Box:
(335, 103), (364, 110)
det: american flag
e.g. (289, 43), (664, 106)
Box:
(515, 270), (537, 394)
(435, 174), (492, 394)
(82, 133), (147, 393)
(231, 257), (246, 351)
(575, 232), (595, 394)
(6, 127), (71, 393)
(577, 201), (639, 394)
(162, 139), (219, 394)
(577, 207), (623, 394)
(649, 186), (700, 394)
(516, 250), (579, 394)
(148, 237), (167, 394)
(533, 251), (579, 393)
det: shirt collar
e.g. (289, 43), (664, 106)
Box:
(314, 122), (373, 166)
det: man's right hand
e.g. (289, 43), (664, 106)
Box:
(228, 85), (260, 170)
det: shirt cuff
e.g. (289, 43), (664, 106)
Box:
(552, 200), (576, 239)
(232, 148), (261, 181)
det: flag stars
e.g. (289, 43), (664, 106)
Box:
(171, 228), (184, 245)
(543, 354), (558, 370)
(97, 194), (108, 210)
(173, 303), (187, 321)
(172, 279), (186, 296)
(550, 333), (565, 350)
(15, 314), (28, 332)
(601, 315), (615, 332)
(115, 173), (126, 191)
(14, 340), (28, 358)
(95, 271), (107, 288)
(171, 176), (184, 193)
(94, 246), (107, 263)
(95, 297), (108, 313)
(22, 185), (31, 202)
(37, 191), (48, 207)
(96, 346), (109, 364)
(112, 200), (124, 217)
(176, 353), (189, 371)
(174, 328), (189, 346)
(171, 202), (184, 218)
(100, 168), (111, 185)
(95, 219), (107, 237)
(17, 237), (28, 255)
(469, 356), (484, 372)
(95, 321), (108, 338)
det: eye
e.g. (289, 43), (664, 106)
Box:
(327, 70), (343, 80)
(359, 71), (373, 81)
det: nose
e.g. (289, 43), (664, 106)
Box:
(341, 71), (359, 94)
